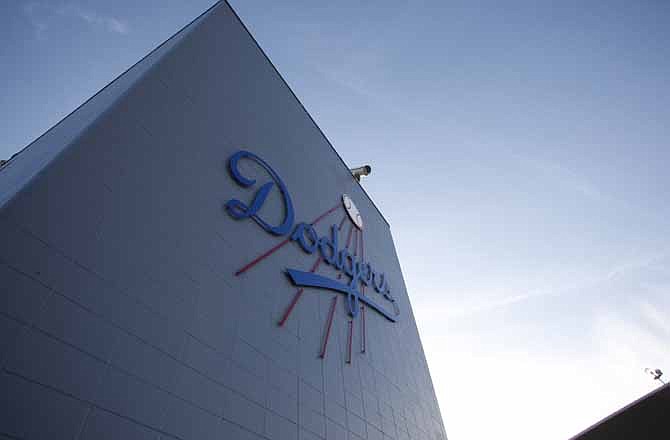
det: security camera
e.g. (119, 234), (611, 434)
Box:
(350, 165), (372, 182)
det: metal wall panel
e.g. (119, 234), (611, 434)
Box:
(0, 2), (447, 439)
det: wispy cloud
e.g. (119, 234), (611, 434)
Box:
(23, 2), (130, 37)
(514, 155), (606, 202)
(604, 251), (667, 282)
(428, 319), (664, 440)
(415, 249), (669, 321)
(421, 291), (536, 319)
(419, 279), (670, 440)
(62, 5), (129, 35)
(639, 300), (670, 337)
(22, 2), (49, 38)
(592, 304), (670, 379)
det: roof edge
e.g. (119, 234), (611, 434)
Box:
(222, 0), (391, 228)
(568, 383), (670, 440)
(0, 1), (222, 210)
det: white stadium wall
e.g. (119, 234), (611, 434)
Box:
(0, 2), (447, 439)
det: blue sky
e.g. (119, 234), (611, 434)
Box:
(2, 1), (669, 439)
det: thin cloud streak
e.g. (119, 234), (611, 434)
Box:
(415, 249), (669, 320)
(639, 300), (670, 337)
(22, 2), (130, 36)
(514, 155), (606, 202)
(65, 6), (129, 35)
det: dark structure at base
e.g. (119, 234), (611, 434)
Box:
(570, 384), (670, 440)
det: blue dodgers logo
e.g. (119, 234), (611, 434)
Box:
(224, 150), (399, 323)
